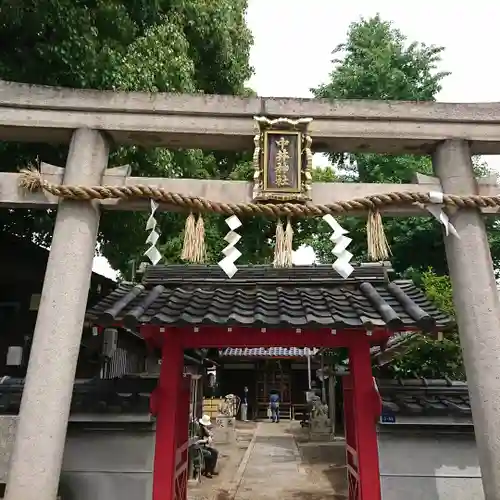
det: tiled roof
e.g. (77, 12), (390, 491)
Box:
(370, 332), (415, 355)
(377, 378), (471, 418)
(86, 264), (453, 332)
(0, 376), (157, 415)
(370, 332), (417, 365)
(219, 347), (319, 358)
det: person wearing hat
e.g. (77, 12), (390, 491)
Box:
(197, 415), (219, 478)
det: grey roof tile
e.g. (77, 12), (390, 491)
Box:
(377, 378), (471, 417)
(86, 265), (453, 331)
(219, 347), (319, 357)
(0, 377), (157, 415)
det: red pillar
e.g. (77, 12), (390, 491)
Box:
(343, 374), (357, 500)
(349, 338), (382, 500)
(152, 336), (184, 500)
(174, 375), (190, 500)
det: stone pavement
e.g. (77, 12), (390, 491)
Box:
(188, 421), (256, 500)
(233, 421), (345, 500)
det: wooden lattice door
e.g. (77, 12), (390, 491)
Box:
(256, 360), (291, 411)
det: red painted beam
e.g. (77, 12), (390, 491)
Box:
(140, 325), (400, 348)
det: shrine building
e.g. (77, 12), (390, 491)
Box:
(84, 262), (452, 500)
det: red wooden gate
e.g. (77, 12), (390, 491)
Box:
(149, 328), (383, 500)
(343, 374), (360, 499)
(174, 375), (190, 500)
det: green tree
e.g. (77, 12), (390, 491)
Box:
(0, 0), (254, 273)
(309, 15), (476, 379)
(310, 15), (500, 276)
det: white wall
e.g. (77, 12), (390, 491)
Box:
(378, 431), (484, 500)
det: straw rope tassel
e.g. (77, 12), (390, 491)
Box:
(366, 209), (391, 261)
(181, 212), (197, 261)
(273, 219), (286, 267)
(283, 218), (294, 268)
(192, 214), (206, 263)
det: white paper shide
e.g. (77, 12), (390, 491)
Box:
(144, 199), (162, 265)
(322, 214), (354, 279)
(218, 215), (242, 278)
(426, 191), (460, 239)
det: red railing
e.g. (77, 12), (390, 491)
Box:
(174, 440), (189, 500)
(346, 444), (360, 499)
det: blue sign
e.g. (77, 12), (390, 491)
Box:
(381, 413), (396, 423)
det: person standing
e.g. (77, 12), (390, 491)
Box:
(240, 386), (249, 421)
(269, 390), (280, 423)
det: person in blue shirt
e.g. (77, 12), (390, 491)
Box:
(269, 390), (280, 423)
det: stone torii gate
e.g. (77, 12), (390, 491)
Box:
(1, 82), (500, 500)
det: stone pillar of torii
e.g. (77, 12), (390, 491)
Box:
(1, 83), (500, 500)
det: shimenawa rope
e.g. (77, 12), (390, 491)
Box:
(18, 168), (500, 218)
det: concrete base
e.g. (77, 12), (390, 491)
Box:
(308, 432), (334, 442)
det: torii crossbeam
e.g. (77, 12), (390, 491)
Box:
(1, 82), (500, 500)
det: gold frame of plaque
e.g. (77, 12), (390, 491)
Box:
(252, 116), (313, 202)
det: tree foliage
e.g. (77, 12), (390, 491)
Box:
(380, 269), (465, 380)
(310, 15), (500, 277)
(311, 15), (483, 379)
(0, 0), (255, 273)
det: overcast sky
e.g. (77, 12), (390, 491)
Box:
(247, 0), (500, 102)
(93, 0), (500, 277)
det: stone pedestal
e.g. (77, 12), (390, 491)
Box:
(214, 415), (236, 444)
(309, 414), (333, 441)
